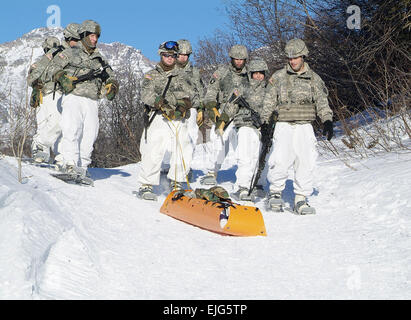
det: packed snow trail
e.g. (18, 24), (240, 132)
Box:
(0, 148), (410, 299)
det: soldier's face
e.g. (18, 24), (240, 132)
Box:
(177, 54), (189, 63)
(252, 71), (265, 81)
(88, 34), (99, 47)
(233, 58), (246, 69)
(288, 56), (304, 72)
(161, 53), (176, 66)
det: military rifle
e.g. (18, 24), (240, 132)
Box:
(219, 92), (262, 132)
(233, 95), (263, 128)
(72, 65), (111, 85)
(144, 74), (174, 142)
(247, 110), (277, 197)
(53, 61), (111, 100)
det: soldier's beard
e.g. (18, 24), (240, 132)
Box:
(81, 38), (96, 54)
(289, 59), (305, 73)
(231, 59), (245, 71)
(159, 60), (176, 72)
(177, 59), (188, 68)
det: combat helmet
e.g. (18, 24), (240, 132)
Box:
(177, 39), (192, 55)
(78, 20), (101, 39)
(229, 45), (249, 60)
(42, 36), (60, 53)
(248, 59), (268, 73)
(63, 23), (80, 41)
(158, 41), (179, 56)
(194, 186), (230, 202)
(284, 39), (309, 58)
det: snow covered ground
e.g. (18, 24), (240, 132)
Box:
(0, 137), (410, 300)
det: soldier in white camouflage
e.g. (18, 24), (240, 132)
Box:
(221, 58), (269, 201)
(176, 39), (205, 145)
(261, 38), (334, 214)
(159, 39), (204, 178)
(28, 23), (81, 165)
(28, 36), (61, 163)
(47, 20), (119, 180)
(137, 41), (194, 200)
(200, 44), (250, 186)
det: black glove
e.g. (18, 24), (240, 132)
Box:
(323, 120), (333, 141)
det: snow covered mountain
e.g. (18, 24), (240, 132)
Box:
(0, 27), (154, 125)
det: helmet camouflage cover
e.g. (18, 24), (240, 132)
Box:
(248, 59), (268, 72)
(195, 186), (230, 202)
(229, 45), (248, 60)
(64, 23), (81, 40)
(284, 38), (309, 58)
(79, 20), (101, 38)
(42, 36), (60, 52)
(177, 39), (192, 55)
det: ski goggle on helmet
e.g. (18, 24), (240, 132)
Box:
(158, 41), (179, 57)
(163, 41), (179, 51)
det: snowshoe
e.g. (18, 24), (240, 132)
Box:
(294, 195), (316, 215)
(21, 157), (55, 169)
(169, 180), (184, 192)
(200, 171), (217, 186)
(52, 160), (65, 172)
(268, 192), (285, 212)
(51, 173), (94, 186)
(31, 144), (50, 164)
(252, 185), (266, 199)
(232, 187), (256, 202)
(133, 184), (157, 201)
(51, 165), (94, 186)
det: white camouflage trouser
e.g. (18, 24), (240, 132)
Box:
(187, 108), (199, 146)
(138, 115), (192, 185)
(204, 122), (237, 173)
(267, 122), (318, 197)
(32, 92), (63, 160)
(161, 109), (199, 173)
(59, 94), (99, 169)
(235, 126), (261, 189)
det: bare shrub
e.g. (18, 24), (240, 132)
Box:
(91, 67), (146, 168)
(194, 0), (411, 165)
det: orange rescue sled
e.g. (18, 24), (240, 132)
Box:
(160, 190), (267, 236)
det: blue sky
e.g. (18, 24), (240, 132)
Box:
(0, 0), (229, 61)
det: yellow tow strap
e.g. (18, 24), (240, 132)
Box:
(163, 113), (191, 189)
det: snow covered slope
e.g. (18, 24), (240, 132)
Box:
(0, 140), (410, 299)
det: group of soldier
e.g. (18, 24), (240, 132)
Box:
(28, 20), (334, 214)
(28, 20), (118, 184)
